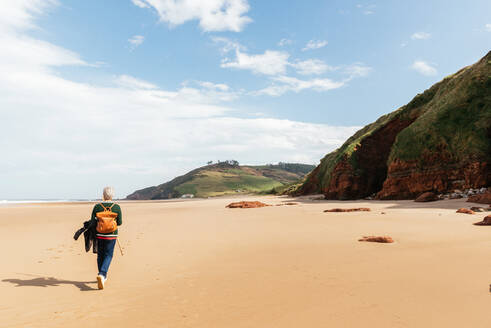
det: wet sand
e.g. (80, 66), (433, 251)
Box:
(1, 196), (490, 327)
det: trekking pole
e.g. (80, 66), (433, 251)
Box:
(117, 238), (124, 256)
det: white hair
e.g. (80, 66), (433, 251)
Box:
(103, 186), (114, 200)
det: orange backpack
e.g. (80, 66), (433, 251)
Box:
(95, 203), (118, 234)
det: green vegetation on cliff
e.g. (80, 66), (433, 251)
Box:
(390, 63), (491, 163)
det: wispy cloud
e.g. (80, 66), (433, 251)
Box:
(291, 59), (333, 75)
(344, 63), (372, 79)
(211, 36), (245, 54)
(411, 60), (437, 76)
(278, 38), (293, 47)
(128, 35), (144, 50)
(215, 38), (371, 96)
(411, 32), (431, 40)
(485, 23), (491, 32)
(221, 49), (290, 75)
(255, 76), (345, 97)
(131, 0), (149, 8)
(116, 75), (157, 89)
(302, 39), (328, 51)
(131, 0), (252, 32)
(355, 4), (376, 15)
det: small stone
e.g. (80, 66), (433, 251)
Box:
(450, 193), (463, 199)
(324, 208), (371, 212)
(456, 208), (475, 215)
(226, 201), (270, 208)
(473, 215), (491, 226)
(358, 236), (394, 243)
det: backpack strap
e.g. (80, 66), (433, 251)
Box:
(98, 202), (115, 211)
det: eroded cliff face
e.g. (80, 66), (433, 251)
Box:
(324, 118), (415, 199)
(377, 151), (489, 199)
(293, 51), (490, 200)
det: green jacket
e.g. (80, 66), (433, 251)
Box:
(90, 202), (123, 238)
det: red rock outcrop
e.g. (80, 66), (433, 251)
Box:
(456, 208), (475, 214)
(358, 236), (394, 243)
(377, 151), (488, 199)
(467, 191), (491, 204)
(474, 215), (491, 225)
(414, 191), (439, 202)
(323, 118), (416, 199)
(226, 201), (270, 208)
(324, 208), (371, 212)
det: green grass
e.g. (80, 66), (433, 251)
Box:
(174, 170), (284, 197)
(389, 59), (491, 163)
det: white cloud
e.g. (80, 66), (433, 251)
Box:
(211, 36), (245, 54)
(116, 75), (158, 89)
(355, 4), (375, 15)
(411, 60), (437, 76)
(0, 1), (359, 198)
(291, 59), (332, 75)
(215, 39), (371, 96)
(197, 81), (230, 91)
(221, 49), (290, 75)
(302, 39), (328, 51)
(411, 32), (431, 40)
(131, 0), (150, 8)
(256, 62), (371, 96)
(128, 35), (144, 49)
(0, 0), (58, 31)
(278, 38), (293, 46)
(344, 63), (372, 79)
(485, 23), (491, 32)
(179, 80), (238, 102)
(131, 0), (252, 32)
(255, 76), (345, 97)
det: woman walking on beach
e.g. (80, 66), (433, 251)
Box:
(91, 186), (122, 290)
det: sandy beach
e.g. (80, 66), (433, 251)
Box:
(1, 196), (491, 327)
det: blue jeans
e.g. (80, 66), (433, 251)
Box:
(97, 239), (116, 278)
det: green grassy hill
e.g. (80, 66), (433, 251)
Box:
(293, 50), (490, 199)
(126, 162), (315, 200)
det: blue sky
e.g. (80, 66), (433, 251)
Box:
(0, 0), (490, 199)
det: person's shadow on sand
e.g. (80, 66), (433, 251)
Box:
(2, 277), (97, 291)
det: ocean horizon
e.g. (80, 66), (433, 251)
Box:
(0, 199), (94, 204)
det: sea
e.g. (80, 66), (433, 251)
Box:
(0, 199), (94, 205)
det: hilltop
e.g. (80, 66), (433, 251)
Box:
(293, 51), (491, 199)
(126, 162), (315, 200)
